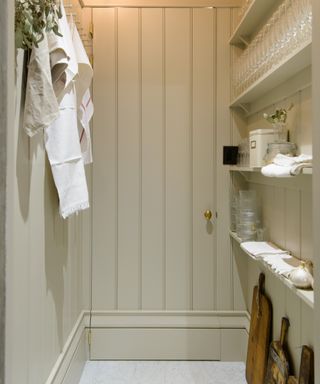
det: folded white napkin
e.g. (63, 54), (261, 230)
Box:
(241, 241), (287, 257)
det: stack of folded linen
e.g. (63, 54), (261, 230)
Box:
(240, 241), (288, 258)
(241, 241), (301, 277)
(261, 154), (312, 177)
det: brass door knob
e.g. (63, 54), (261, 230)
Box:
(204, 210), (212, 221)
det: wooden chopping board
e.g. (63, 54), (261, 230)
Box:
(299, 345), (314, 384)
(264, 317), (290, 384)
(246, 273), (272, 384)
(288, 345), (314, 384)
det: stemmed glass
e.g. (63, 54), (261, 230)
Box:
(233, 0), (312, 98)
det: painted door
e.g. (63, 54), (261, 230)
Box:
(92, 7), (217, 312)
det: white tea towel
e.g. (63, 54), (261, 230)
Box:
(70, 18), (94, 164)
(261, 153), (312, 177)
(45, 79), (89, 218)
(47, 29), (69, 97)
(45, 6), (89, 219)
(241, 241), (287, 258)
(47, 5), (78, 98)
(79, 89), (94, 164)
(290, 162), (313, 175)
(263, 254), (301, 277)
(24, 34), (60, 137)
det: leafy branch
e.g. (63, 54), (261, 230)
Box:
(15, 0), (63, 50)
(263, 103), (294, 125)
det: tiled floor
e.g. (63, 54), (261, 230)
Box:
(79, 361), (246, 384)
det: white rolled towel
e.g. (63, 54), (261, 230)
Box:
(273, 153), (312, 167)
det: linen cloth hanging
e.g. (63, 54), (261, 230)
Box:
(69, 17), (94, 165)
(23, 34), (60, 137)
(24, 3), (90, 219)
(45, 4), (89, 218)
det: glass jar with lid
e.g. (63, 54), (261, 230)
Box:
(264, 142), (297, 165)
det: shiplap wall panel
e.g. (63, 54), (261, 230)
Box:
(285, 189), (301, 258)
(285, 288), (302, 374)
(6, 51), (87, 384)
(91, 328), (221, 360)
(232, 242), (247, 311)
(216, 8), (233, 310)
(117, 8), (141, 309)
(248, 179), (312, 263)
(92, 8), (117, 309)
(269, 186), (286, 249)
(297, 87), (312, 155)
(141, 8), (165, 309)
(301, 188), (313, 262)
(192, 8), (216, 310)
(29, 135), (47, 383)
(165, 9), (192, 310)
(301, 301), (314, 347)
(92, 7), (229, 313)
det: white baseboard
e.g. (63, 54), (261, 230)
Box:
(45, 311), (90, 384)
(89, 310), (250, 362)
(90, 310), (250, 330)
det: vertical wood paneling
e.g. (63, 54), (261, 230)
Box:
(270, 186), (286, 249)
(192, 8), (215, 310)
(117, 8), (141, 309)
(216, 8), (233, 310)
(298, 87), (313, 155)
(92, 7), (226, 313)
(92, 8), (117, 309)
(301, 182), (313, 262)
(285, 189), (301, 258)
(29, 135), (46, 383)
(165, 9), (192, 310)
(141, 8), (165, 309)
(6, 54), (31, 383)
(7, 52), (86, 384)
(285, 288), (302, 374)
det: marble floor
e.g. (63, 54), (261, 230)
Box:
(79, 361), (246, 384)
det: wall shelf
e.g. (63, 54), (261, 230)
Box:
(229, 0), (279, 47)
(229, 166), (312, 176)
(229, 166), (260, 172)
(230, 230), (314, 309)
(230, 41), (312, 110)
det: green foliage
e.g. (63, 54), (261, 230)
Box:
(15, 0), (63, 50)
(263, 103), (294, 125)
